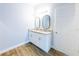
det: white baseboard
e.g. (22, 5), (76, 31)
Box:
(0, 41), (29, 54)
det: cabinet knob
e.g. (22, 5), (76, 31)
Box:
(56, 32), (58, 34)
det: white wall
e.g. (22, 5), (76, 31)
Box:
(53, 3), (79, 56)
(0, 3), (34, 51)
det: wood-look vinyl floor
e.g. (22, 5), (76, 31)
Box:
(0, 43), (66, 56)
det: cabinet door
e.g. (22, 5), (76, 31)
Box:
(29, 32), (39, 46)
(39, 34), (51, 52)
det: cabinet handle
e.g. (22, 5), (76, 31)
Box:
(39, 38), (41, 40)
(56, 32), (58, 34)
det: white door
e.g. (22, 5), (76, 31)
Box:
(53, 4), (75, 51)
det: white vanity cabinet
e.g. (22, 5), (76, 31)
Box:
(29, 30), (52, 52)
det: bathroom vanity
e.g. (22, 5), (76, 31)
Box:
(29, 15), (53, 52)
(29, 29), (52, 52)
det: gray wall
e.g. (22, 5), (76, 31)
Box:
(0, 3), (34, 51)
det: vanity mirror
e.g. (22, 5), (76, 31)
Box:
(42, 15), (51, 30)
(35, 17), (40, 29)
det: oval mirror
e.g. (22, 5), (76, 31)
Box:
(35, 17), (40, 29)
(42, 15), (50, 30)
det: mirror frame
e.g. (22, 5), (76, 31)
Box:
(42, 15), (51, 30)
(35, 17), (40, 29)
